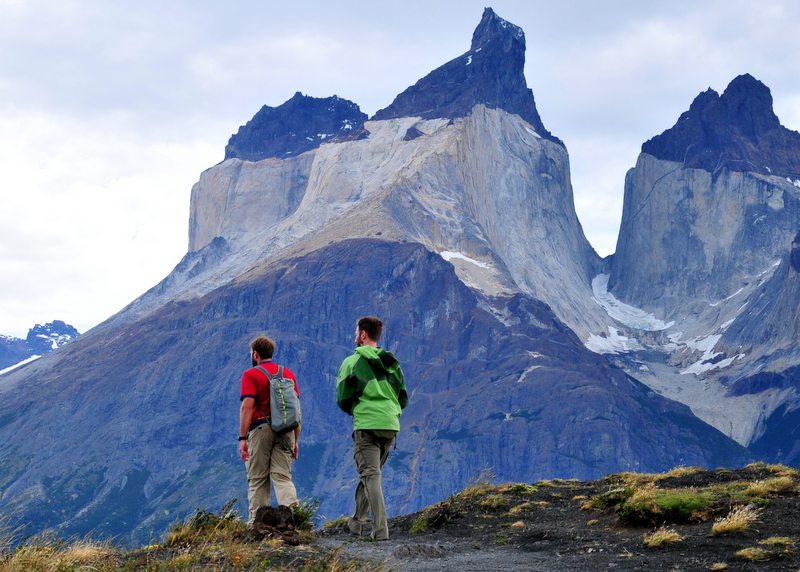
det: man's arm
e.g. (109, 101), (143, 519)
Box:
(396, 364), (409, 409)
(239, 397), (255, 461)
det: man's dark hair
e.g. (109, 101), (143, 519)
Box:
(250, 336), (275, 359)
(357, 316), (383, 342)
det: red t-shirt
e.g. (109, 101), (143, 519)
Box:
(240, 360), (300, 430)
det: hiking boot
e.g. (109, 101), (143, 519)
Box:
(347, 517), (372, 536)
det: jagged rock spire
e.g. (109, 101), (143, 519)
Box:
(642, 74), (800, 178)
(373, 8), (562, 146)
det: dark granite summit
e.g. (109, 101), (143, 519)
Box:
(373, 8), (562, 147)
(224, 93), (367, 162)
(642, 74), (800, 179)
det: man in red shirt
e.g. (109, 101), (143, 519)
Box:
(238, 335), (300, 525)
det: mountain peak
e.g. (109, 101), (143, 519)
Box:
(470, 7), (525, 50)
(642, 74), (800, 178)
(224, 93), (367, 162)
(719, 73), (781, 137)
(372, 8), (562, 146)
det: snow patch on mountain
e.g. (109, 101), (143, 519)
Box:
(439, 251), (510, 296)
(585, 326), (644, 354)
(0, 355), (41, 376)
(440, 251), (489, 268)
(591, 274), (674, 331)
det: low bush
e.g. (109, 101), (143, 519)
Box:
(617, 487), (714, 525)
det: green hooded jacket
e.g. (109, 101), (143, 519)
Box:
(336, 345), (408, 431)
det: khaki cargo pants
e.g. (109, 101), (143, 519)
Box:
(349, 429), (397, 540)
(245, 424), (298, 525)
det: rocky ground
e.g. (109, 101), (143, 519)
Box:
(318, 464), (800, 571)
(3, 463), (798, 571)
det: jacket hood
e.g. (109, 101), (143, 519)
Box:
(355, 345), (399, 375)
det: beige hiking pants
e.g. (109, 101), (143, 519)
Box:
(245, 424), (298, 524)
(351, 429), (397, 540)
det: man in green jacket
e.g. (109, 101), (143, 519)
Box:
(336, 315), (408, 541)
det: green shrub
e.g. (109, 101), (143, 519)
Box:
(165, 498), (244, 546)
(479, 494), (509, 510)
(292, 498), (320, 531)
(505, 483), (538, 495)
(617, 488), (714, 525)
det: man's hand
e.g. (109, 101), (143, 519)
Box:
(239, 440), (250, 462)
(292, 440), (299, 460)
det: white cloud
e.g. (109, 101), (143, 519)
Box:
(0, 110), (218, 337)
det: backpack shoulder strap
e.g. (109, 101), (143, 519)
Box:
(256, 365), (284, 380)
(253, 366), (272, 418)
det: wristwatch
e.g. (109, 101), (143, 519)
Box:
(238, 435), (248, 441)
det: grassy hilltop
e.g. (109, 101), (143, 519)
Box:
(2, 462), (799, 571)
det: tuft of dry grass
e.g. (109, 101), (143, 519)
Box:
(607, 472), (658, 487)
(659, 466), (704, 480)
(709, 563), (728, 570)
(507, 501), (532, 516)
(586, 519), (599, 526)
(322, 516), (350, 530)
(1, 539), (116, 571)
(743, 476), (796, 497)
(456, 482), (495, 500)
(735, 546), (771, 561)
(479, 494), (508, 510)
(509, 521), (525, 530)
(744, 461), (768, 470)
(759, 536), (794, 547)
(643, 526), (683, 548)
(711, 505), (761, 535)
(502, 483), (538, 495)
(58, 540), (116, 565)
(766, 464), (799, 478)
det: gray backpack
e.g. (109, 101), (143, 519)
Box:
(256, 365), (302, 433)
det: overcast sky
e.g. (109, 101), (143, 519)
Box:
(1, 0), (798, 338)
